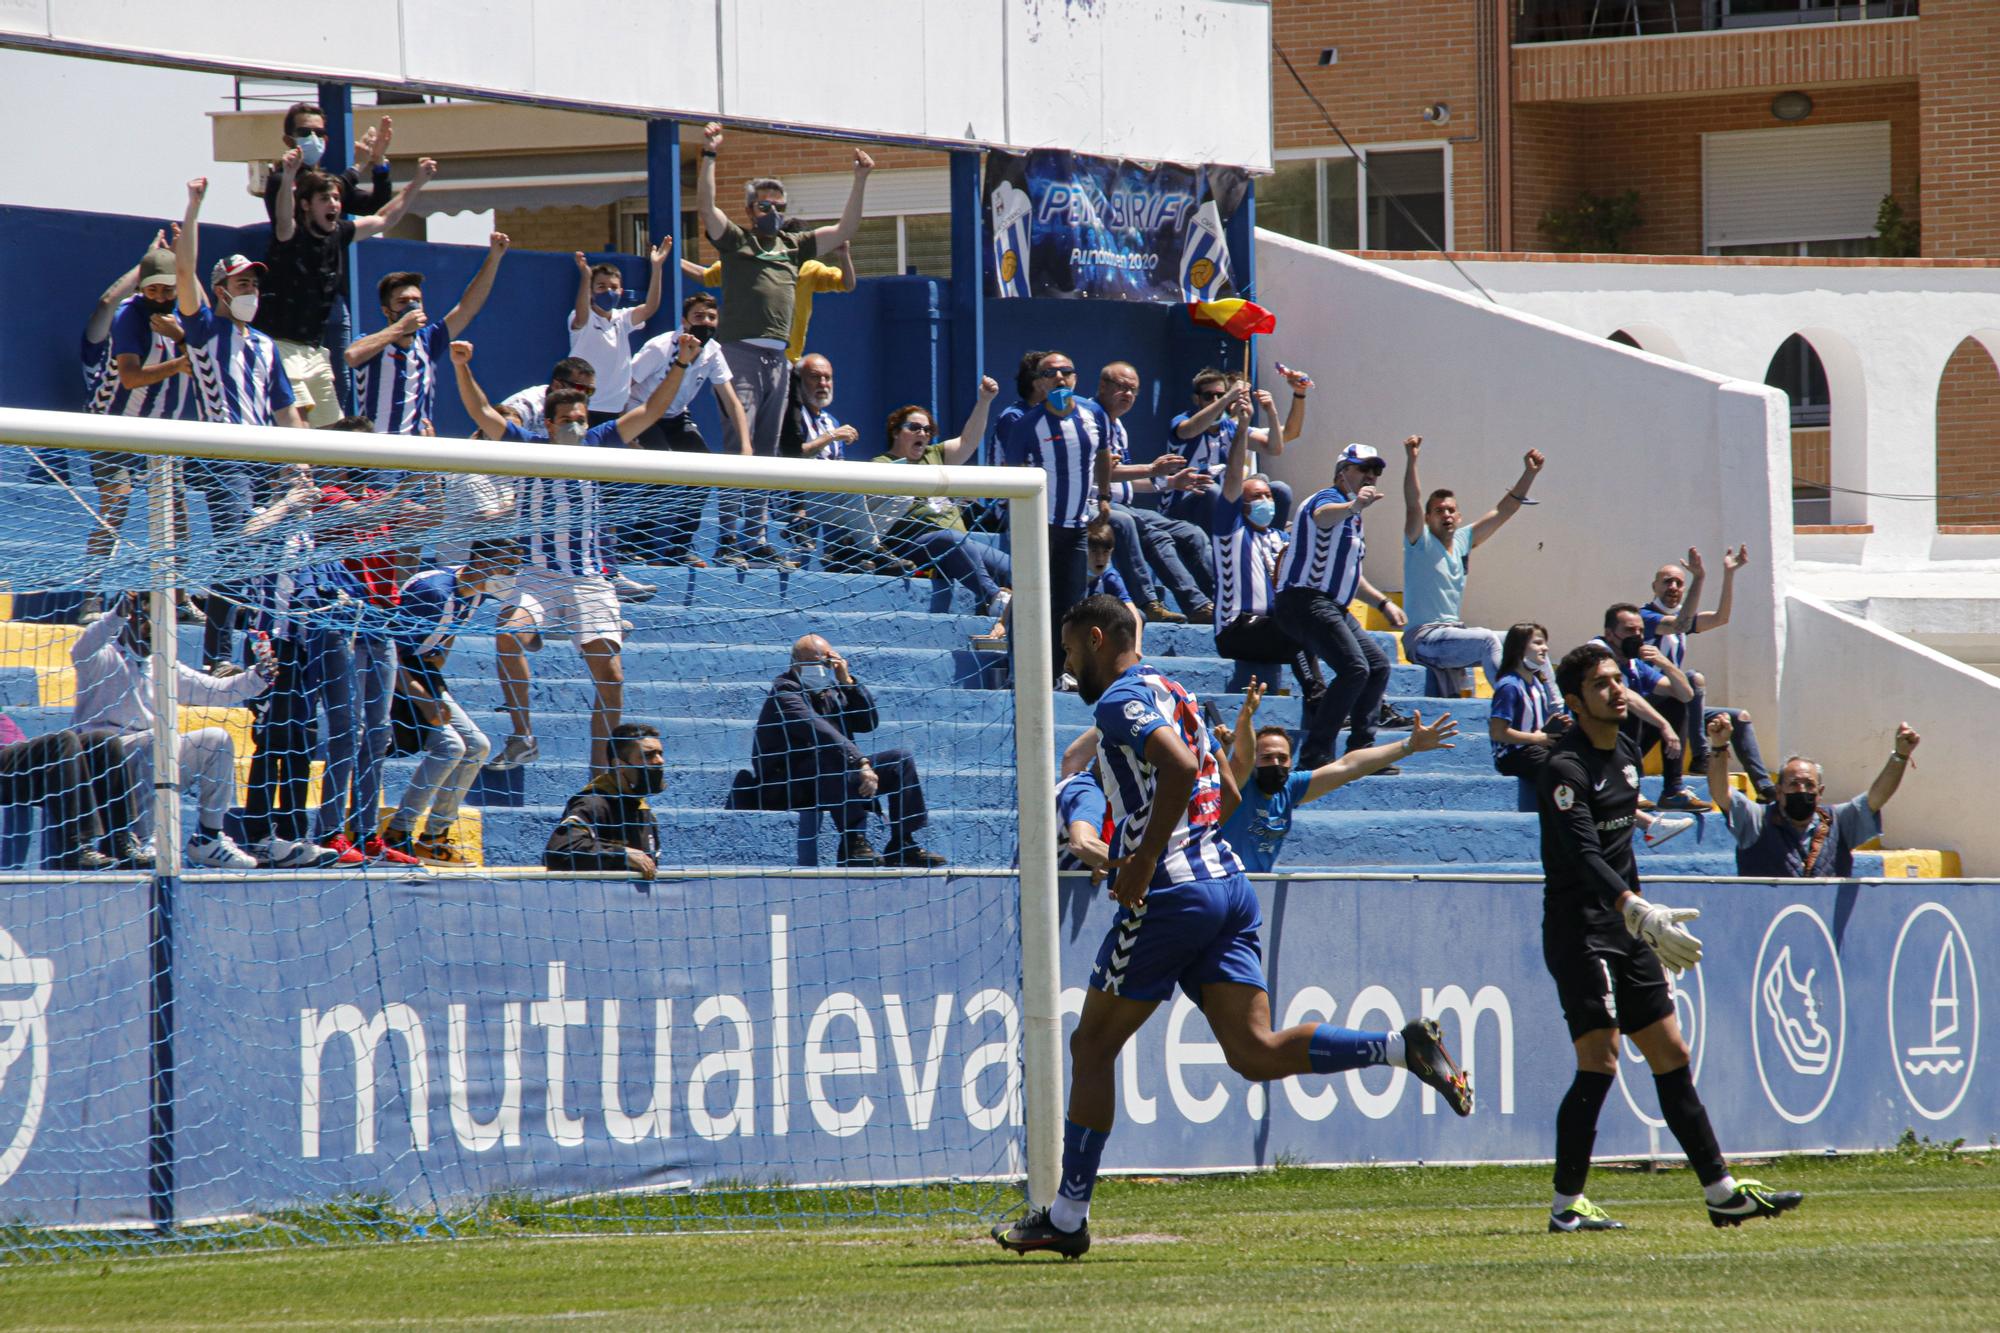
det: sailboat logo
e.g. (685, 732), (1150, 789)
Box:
(1888, 903), (1979, 1121)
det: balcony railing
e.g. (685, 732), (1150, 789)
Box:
(1517, 0), (1916, 44)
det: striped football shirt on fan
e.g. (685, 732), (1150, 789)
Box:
(1168, 411), (1239, 474)
(183, 305), (294, 427)
(1093, 664), (1242, 889)
(1274, 485), (1365, 604)
(353, 323), (453, 434)
(93, 297), (193, 421)
(1210, 499), (1287, 630)
(1004, 398), (1111, 529)
(503, 419), (623, 577)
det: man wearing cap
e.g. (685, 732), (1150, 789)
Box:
(260, 145), (437, 425)
(1400, 435), (1546, 696)
(1274, 442), (1407, 772)
(176, 177), (306, 668)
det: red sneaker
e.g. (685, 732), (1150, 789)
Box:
(320, 836), (367, 867)
(364, 835), (423, 867)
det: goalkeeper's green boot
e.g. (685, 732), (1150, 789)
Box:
(1549, 1197), (1625, 1232)
(1708, 1180), (1803, 1227)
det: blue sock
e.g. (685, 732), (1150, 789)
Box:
(1309, 1025), (1390, 1074)
(1049, 1119), (1108, 1231)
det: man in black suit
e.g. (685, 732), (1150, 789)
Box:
(729, 634), (945, 868)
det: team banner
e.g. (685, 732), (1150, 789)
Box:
(984, 151), (1248, 303)
(0, 874), (1993, 1229)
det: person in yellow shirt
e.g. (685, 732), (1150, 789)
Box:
(686, 240), (855, 362)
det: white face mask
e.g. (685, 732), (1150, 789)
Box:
(794, 662), (834, 690)
(553, 420), (590, 447)
(297, 133), (326, 167)
(227, 292), (260, 322)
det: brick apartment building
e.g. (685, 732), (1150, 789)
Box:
(210, 0), (2000, 520)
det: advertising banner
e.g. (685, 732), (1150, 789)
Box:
(984, 152), (1249, 303)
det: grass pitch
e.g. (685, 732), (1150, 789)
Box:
(3, 1149), (1994, 1330)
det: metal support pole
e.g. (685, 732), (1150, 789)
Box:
(646, 119), (683, 317)
(1225, 177), (1259, 382)
(1006, 488), (1063, 1210)
(144, 454), (181, 1230)
(948, 151), (988, 458)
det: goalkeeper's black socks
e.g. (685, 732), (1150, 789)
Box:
(1654, 1064), (1729, 1190)
(1552, 1069), (1614, 1199)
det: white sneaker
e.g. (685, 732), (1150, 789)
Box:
(185, 831), (257, 870)
(1644, 813), (1697, 848)
(611, 573), (657, 604)
(259, 836), (337, 870)
(485, 734), (540, 771)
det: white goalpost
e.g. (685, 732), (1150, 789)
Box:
(0, 404), (1066, 1223)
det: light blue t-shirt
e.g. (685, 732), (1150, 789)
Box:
(1218, 769), (1312, 874)
(1402, 526), (1473, 630)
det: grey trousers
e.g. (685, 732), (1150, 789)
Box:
(720, 341), (790, 552)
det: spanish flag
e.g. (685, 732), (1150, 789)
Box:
(1187, 299), (1276, 341)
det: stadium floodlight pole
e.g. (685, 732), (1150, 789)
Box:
(1005, 488), (1064, 1213)
(0, 404), (1068, 1207)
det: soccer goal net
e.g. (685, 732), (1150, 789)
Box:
(0, 407), (1062, 1257)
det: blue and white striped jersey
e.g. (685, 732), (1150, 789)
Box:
(503, 419), (623, 577)
(91, 297), (192, 422)
(353, 322), (452, 435)
(796, 403), (844, 460)
(1639, 601), (1692, 669)
(183, 305), (295, 427)
(1093, 665), (1243, 889)
(1167, 410), (1239, 474)
(1489, 671), (1562, 763)
(1210, 499), (1287, 628)
(82, 331), (112, 407)
(1100, 418), (1135, 506)
(1274, 485), (1365, 603)
(1055, 769), (1111, 873)
(1004, 398), (1110, 529)
(242, 529), (328, 642)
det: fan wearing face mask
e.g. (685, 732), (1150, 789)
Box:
(543, 724), (667, 880)
(1215, 675), (1458, 874)
(1710, 718), (1919, 879)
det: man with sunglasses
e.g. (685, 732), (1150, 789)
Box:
(1274, 443), (1406, 773)
(1003, 351), (1115, 674)
(697, 121), (874, 565)
(1164, 367), (1309, 530)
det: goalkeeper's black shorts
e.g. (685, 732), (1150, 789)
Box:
(1542, 913), (1676, 1042)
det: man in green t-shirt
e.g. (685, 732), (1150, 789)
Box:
(697, 121), (874, 565)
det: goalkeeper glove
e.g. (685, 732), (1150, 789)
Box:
(1623, 896), (1703, 974)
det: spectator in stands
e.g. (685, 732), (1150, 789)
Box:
(876, 388), (1012, 632)
(176, 177), (305, 671)
(453, 338), (696, 775)
(1274, 443), (1403, 771)
(1215, 404), (1324, 721)
(379, 541), (520, 866)
(728, 634), (945, 868)
(1642, 546), (1774, 803)
(348, 232), (509, 434)
(260, 148), (437, 425)
(688, 240), (855, 362)
(1082, 517), (1144, 656)
(80, 232), (199, 626)
(544, 722), (665, 878)
(1400, 434), (1545, 695)
(1216, 677), (1458, 871)
(1005, 350), (1114, 672)
(1593, 603), (1699, 812)
(1710, 717), (1919, 878)
(697, 121), (874, 564)
(1164, 367), (1309, 529)
(69, 592), (269, 869)
(992, 350), (1048, 457)
(624, 293), (752, 566)
(1486, 623), (1567, 782)
(781, 353), (882, 572)
(257, 104), (395, 393)
(1094, 361), (1215, 625)
(0, 715), (117, 872)
(568, 242), (671, 425)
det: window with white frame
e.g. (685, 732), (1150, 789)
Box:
(1262, 146), (1449, 251)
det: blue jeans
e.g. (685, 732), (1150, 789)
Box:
(311, 629), (359, 842)
(1104, 507), (1159, 605)
(187, 462), (253, 666)
(1122, 503), (1214, 610)
(351, 634), (395, 841)
(1404, 622), (1504, 695)
(1685, 677), (1772, 795)
(1276, 588), (1389, 762)
(886, 525), (1011, 611)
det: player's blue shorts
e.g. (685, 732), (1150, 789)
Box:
(1089, 872), (1266, 1005)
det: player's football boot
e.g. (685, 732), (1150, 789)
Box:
(1401, 1017), (1474, 1116)
(1707, 1180), (1802, 1227)
(992, 1206), (1090, 1259)
(1549, 1197), (1625, 1232)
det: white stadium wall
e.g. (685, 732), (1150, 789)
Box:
(0, 0), (1274, 169)
(1780, 595), (2000, 876)
(1255, 232), (1793, 731)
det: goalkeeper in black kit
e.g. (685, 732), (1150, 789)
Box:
(1535, 642), (1802, 1232)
